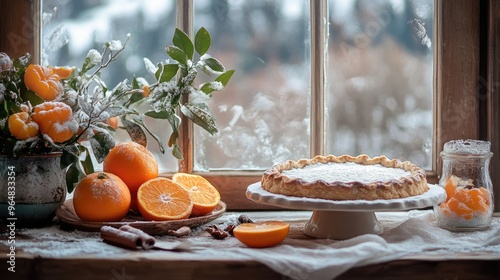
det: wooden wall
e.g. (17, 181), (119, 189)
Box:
(0, 0), (38, 61)
(487, 0), (500, 212)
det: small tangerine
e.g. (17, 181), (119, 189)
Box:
(24, 64), (63, 101)
(32, 101), (78, 143)
(8, 112), (39, 140)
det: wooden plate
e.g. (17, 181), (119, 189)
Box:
(56, 199), (226, 235)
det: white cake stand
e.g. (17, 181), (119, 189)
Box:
(246, 183), (446, 240)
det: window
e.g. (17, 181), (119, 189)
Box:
(40, 0), (433, 171)
(327, 0), (434, 170)
(1, 0), (497, 210)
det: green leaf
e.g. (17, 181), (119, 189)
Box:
(195, 27), (211, 56)
(145, 110), (171, 119)
(65, 163), (81, 194)
(121, 117), (148, 147)
(154, 62), (164, 81)
(167, 130), (178, 147)
(137, 119), (165, 154)
(216, 70), (235, 86)
(80, 146), (95, 174)
(173, 28), (194, 60)
(65, 149), (94, 193)
(60, 149), (78, 170)
(165, 45), (188, 65)
(20, 89), (44, 106)
(122, 116), (165, 154)
(81, 49), (100, 73)
(172, 143), (183, 160)
(180, 104), (218, 135)
(204, 57), (225, 72)
(89, 129), (115, 163)
(158, 64), (179, 83)
(132, 76), (140, 89)
(200, 81), (223, 94)
(166, 110), (181, 132)
(127, 91), (144, 105)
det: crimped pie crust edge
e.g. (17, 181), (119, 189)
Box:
(261, 154), (429, 200)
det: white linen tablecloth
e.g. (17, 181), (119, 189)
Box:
(2, 210), (500, 280)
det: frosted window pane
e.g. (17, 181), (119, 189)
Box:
(327, 0), (434, 169)
(193, 0), (311, 171)
(42, 0), (178, 172)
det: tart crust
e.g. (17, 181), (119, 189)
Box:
(261, 154), (429, 200)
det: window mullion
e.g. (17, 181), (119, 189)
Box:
(310, 0), (328, 157)
(176, 0), (194, 173)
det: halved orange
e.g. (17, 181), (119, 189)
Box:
(233, 221), (290, 248)
(172, 173), (221, 216)
(137, 178), (193, 221)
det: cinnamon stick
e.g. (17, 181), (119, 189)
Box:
(100, 226), (145, 250)
(119, 225), (155, 249)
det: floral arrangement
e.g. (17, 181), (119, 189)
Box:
(0, 27), (234, 192)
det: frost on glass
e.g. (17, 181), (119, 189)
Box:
(327, 0), (434, 169)
(42, 0), (178, 172)
(193, 0), (311, 171)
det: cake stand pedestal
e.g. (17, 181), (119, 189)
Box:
(246, 183), (446, 239)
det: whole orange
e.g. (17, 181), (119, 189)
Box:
(72, 172), (131, 222)
(103, 142), (158, 211)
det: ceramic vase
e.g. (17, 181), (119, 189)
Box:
(0, 153), (66, 227)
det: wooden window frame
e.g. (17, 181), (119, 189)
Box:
(1, 0), (498, 211)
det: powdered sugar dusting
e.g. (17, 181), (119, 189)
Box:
(116, 143), (139, 161)
(91, 176), (122, 203)
(283, 162), (410, 183)
(0, 225), (128, 257)
(443, 139), (491, 155)
(53, 119), (78, 133)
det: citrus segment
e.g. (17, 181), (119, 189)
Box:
(137, 178), (193, 221)
(72, 172), (131, 222)
(103, 142), (159, 211)
(172, 173), (221, 216)
(24, 64), (63, 100)
(8, 112), (39, 140)
(32, 101), (78, 143)
(50, 66), (74, 79)
(439, 175), (492, 219)
(233, 221), (290, 248)
(444, 176), (458, 201)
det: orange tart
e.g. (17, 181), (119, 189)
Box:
(261, 154), (428, 200)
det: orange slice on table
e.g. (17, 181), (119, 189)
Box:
(233, 221), (290, 248)
(172, 173), (221, 216)
(137, 178), (193, 221)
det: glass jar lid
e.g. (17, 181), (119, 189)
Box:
(441, 139), (492, 157)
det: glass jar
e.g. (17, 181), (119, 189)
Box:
(434, 139), (494, 231)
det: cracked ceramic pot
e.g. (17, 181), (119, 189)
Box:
(0, 153), (66, 227)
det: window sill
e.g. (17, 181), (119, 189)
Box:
(1, 210), (499, 279)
